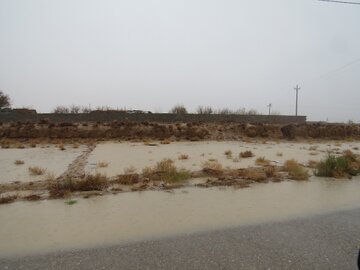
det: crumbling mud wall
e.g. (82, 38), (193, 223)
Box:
(0, 121), (359, 141)
(0, 111), (306, 124)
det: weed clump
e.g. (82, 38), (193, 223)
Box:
(283, 160), (309, 180)
(142, 159), (191, 183)
(315, 151), (360, 178)
(178, 154), (189, 160)
(255, 157), (270, 166)
(224, 150), (232, 159)
(97, 161), (109, 168)
(202, 160), (223, 175)
(49, 173), (109, 198)
(240, 151), (254, 158)
(29, 166), (46, 176)
(14, 160), (25, 165)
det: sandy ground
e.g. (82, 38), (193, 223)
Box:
(86, 140), (360, 176)
(0, 145), (86, 184)
(1, 177), (360, 258)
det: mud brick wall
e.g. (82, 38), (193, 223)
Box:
(0, 111), (306, 124)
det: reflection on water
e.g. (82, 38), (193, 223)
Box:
(1, 177), (360, 258)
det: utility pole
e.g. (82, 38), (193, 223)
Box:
(294, 85), (300, 116)
(267, 103), (272, 115)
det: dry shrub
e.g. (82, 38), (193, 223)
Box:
(0, 195), (17, 204)
(284, 159), (309, 180)
(309, 152), (319, 156)
(142, 159), (191, 183)
(255, 157), (270, 166)
(244, 170), (267, 182)
(97, 161), (109, 168)
(160, 139), (171, 145)
(240, 151), (254, 158)
(265, 166), (276, 177)
(224, 150), (232, 158)
(343, 149), (357, 162)
(116, 174), (140, 185)
(276, 152), (283, 157)
(49, 173), (109, 198)
(14, 160), (25, 165)
(29, 166), (46, 176)
(202, 160), (223, 175)
(77, 174), (109, 191)
(178, 154), (189, 160)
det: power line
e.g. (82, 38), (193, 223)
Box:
(318, 0), (360, 5)
(305, 57), (360, 84)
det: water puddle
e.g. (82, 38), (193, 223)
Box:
(1, 177), (360, 258)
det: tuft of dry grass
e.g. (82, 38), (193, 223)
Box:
(240, 151), (254, 158)
(97, 161), (109, 168)
(14, 160), (25, 165)
(29, 166), (46, 176)
(202, 160), (223, 175)
(265, 166), (276, 178)
(49, 173), (109, 198)
(160, 139), (171, 145)
(224, 150), (232, 159)
(143, 140), (158, 146)
(255, 157), (270, 166)
(116, 174), (140, 185)
(142, 159), (191, 183)
(283, 159), (309, 180)
(178, 154), (189, 160)
(244, 170), (267, 182)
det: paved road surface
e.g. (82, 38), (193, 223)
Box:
(1, 208), (360, 270)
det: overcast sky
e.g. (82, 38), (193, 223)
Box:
(0, 0), (359, 122)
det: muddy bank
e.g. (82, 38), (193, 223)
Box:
(1, 122), (360, 141)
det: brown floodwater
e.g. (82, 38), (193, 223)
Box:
(1, 177), (360, 258)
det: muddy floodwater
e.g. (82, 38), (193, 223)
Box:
(86, 141), (360, 176)
(1, 177), (360, 258)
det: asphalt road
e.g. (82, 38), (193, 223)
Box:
(1, 208), (360, 270)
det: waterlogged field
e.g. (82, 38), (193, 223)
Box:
(86, 140), (360, 176)
(0, 140), (360, 258)
(0, 145), (86, 184)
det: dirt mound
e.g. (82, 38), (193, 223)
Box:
(0, 121), (359, 141)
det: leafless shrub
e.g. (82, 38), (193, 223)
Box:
(169, 104), (187, 114)
(29, 166), (46, 175)
(197, 106), (213, 114)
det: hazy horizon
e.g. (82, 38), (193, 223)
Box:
(0, 0), (359, 122)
